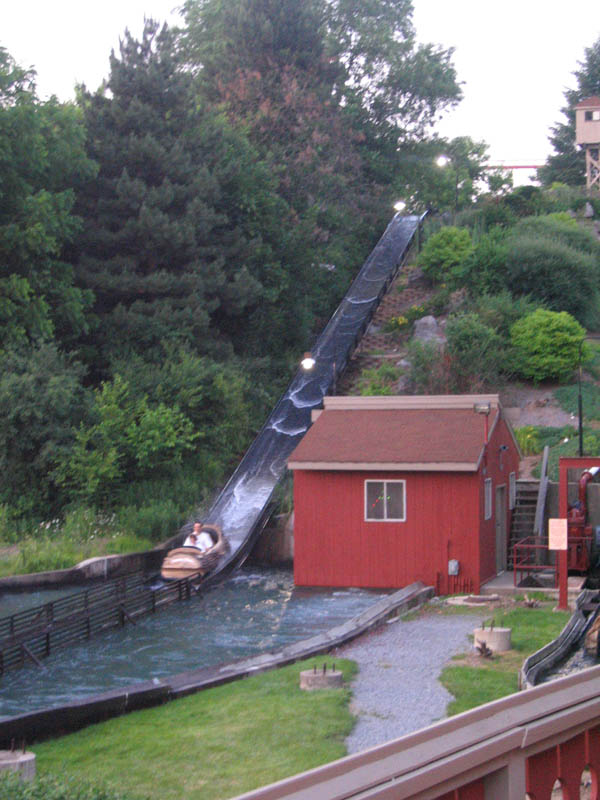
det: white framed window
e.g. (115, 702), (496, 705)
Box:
(509, 472), (516, 510)
(365, 480), (406, 522)
(484, 478), (492, 520)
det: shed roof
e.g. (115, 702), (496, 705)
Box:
(576, 96), (600, 108)
(288, 395), (504, 472)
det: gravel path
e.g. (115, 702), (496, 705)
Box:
(333, 610), (477, 754)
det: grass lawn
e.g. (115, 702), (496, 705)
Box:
(27, 601), (572, 800)
(440, 603), (570, 715)
(33, 656), (357, 800)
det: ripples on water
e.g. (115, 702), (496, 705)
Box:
(0, 567), (388, 718)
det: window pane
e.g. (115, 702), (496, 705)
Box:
(386, 483), (405, 519)
(366, 482), (385, 520)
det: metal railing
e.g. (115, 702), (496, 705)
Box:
(512, 536), (556, 587)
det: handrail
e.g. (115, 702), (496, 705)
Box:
(533, 445), (550, 536)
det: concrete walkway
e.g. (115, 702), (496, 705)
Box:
(333, 610), (477, 754)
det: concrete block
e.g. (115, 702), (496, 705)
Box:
(0, 750), (36, 781)
(474, 627), (512, 653)
(300, 668), (343, 691)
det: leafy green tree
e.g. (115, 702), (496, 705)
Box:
(0, 343), (89, 514)
(417, 226), (473, 284)
(56, 375), (198, 505)
(323, 0), (461, 139)
(393, 136), (491, 214)
(510, 309), (586, 383)
(0, 48), (96, 350)
(182, 0), (464, 309)
(112, 345), (259, 478)
(538, 35), (600, 187)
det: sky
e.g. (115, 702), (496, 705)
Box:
(3, 0), (600, 185)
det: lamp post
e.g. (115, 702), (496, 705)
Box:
(436, 154), (459, 222)
(578, 338), (585, 456)
(300, 350), (337, 395)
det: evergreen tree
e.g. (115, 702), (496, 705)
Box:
(74, 20), (290, 367)
(539, 36), (600, 187)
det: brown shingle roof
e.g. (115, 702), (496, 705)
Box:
(288, 407), (498, 471)
(576, 96), (600, 108)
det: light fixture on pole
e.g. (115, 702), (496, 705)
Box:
(436, 154), (459, 221)
(300, 350), (338, 395)
(393, 200), (406, 213)
(578, 338), (585, 456)
(300, 352), (316, 371)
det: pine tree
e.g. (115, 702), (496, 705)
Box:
(539, 36), (600, 187)
(74, 20), (290, 366)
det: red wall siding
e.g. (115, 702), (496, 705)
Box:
(293, 469), (481, 589)
(478, 418), (521, 584)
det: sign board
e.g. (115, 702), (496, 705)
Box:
(548, 518), (568, 551)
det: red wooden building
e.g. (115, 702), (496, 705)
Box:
(287, 395), (520, 593)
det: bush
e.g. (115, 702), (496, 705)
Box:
(454, 227), (509, 294)
(358, 363), (401, 395)
(417, 226), (474, 284)
(510, 309), (586, 382)
(383, 315), (409, 333)
(512, 214), (600, 257)
(407, 340), (451, 394)
(0, 772), (136, 800)
(445, 313), (504, 390)
(467, 291), (540, 341)
(116, 499), (186, 542)
(504, 233), (600, 327)
(514, 426), (542, 455)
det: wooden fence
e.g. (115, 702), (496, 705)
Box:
(0, 573), (196, 674)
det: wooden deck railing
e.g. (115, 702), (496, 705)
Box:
(0, 573), (196, 675)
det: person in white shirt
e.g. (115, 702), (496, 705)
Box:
(184, 523), (214, 552)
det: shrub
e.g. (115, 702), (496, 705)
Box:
(445, 313), (504, 390)
(454, 227), (509, 294)
(383, 315), (409, 333)
(0, 772), (135, 800)
(417, 226), (474, 284)
(512, 214), (600, 257)
(116, 499), (185, 542)
(514, 426), (542, 455)
(467, 291), (540, 341)
(407, 340), (452, 394)
(510, 309), (586, 383)
(358, 363), (401, 395)
(504, 233), (600, 327)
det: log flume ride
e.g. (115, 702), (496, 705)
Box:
(0, 212), (425, 674)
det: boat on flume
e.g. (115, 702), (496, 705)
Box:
(160, 524), (227, 582)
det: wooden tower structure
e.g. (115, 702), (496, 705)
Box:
(576, 96), (600, 192)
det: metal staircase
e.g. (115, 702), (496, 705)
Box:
(508, 481), (539, 568)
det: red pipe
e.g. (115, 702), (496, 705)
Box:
(579, 466), (600, 511)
